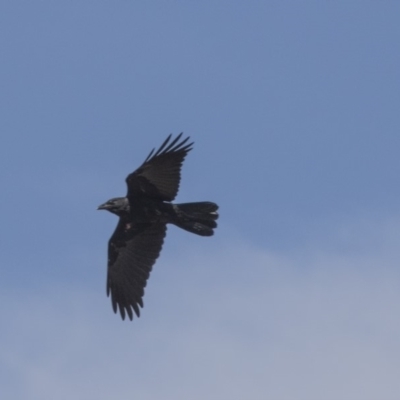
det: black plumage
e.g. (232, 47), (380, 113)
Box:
(98, 133), (219, 320)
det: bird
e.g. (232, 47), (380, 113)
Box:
(98, 133), (219, 320)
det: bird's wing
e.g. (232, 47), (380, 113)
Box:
(107, 220), (167, 320)
(126, 133), (193, 201)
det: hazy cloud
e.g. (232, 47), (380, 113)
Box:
(2, 218), (400, 400)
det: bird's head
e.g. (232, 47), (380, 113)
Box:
(97, 197), (130, 217)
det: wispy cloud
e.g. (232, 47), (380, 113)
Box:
(2, 218), (400, 400)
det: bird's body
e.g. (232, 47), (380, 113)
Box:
(98, 133), (218, 320)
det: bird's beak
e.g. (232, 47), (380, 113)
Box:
(97, 203), (108, 210)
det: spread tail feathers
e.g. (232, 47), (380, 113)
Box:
(172, 202), (219, 236)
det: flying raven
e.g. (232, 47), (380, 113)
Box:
(98, 133), (219, 320)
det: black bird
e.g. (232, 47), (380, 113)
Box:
(98, 133), (219, 320)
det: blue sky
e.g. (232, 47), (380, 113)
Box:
(1, 2), (400, 399)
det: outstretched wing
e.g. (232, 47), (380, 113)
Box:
(126, 133), (193, 201)
(107, 220), (167, 320)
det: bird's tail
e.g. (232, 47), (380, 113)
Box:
(172, 202), (219, 236)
